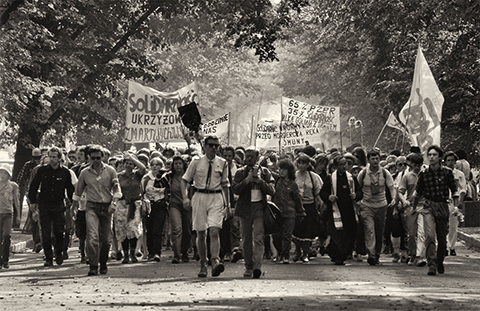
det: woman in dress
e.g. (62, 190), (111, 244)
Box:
(292, 153), (323, 263)
(115, 152), (146, 264)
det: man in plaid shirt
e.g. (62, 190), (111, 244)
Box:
(412, 145), (457, 276)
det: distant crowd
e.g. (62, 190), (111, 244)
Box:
(0, 138), (476, 278)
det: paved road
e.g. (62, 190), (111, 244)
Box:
(1, 240), (480, 311)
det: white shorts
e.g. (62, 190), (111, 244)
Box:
(191, 192), (224, 231)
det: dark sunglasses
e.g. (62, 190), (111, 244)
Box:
(90, 156), (102, 160)
(207, 143), (219, 148)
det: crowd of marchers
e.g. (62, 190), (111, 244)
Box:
(1, 137), (477, 278)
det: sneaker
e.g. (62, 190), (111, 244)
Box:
(427, 266), (436, 275)
(231, 251), (243, 263)
(212, 261), (225, 277)
(99, 265), (108, 275)
(88, 267), (98, 276)
(450, 249), (456, 256)
(171, 257), (180, 264)
(417, 258), (427, 267)
(282, 258), (290, 264)
(437, 263), (445, 274)
(301, 256), (309, 263)
(392, 253), (400, 263)
(154, 254), (161, 262)
(198, 265), (208, 277)
(253, 268), (262, 279)
(44, 259), (53, 267)
(243, 269), (253, 278)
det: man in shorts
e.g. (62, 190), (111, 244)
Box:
(182, 136), (230, 277)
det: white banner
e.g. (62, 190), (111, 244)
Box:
(254, 97), (341, 151)
(201, 113), (230, 145)
(125, 81), (198, 143)
(280, 97), (340, 150)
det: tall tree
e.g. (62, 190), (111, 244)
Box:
(1, 0), (307, 180)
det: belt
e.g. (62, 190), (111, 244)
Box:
(87, 201), (110, 206)
(195, 188), (222, 194)
(426, 197), (447, 203)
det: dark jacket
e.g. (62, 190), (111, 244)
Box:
(232, 165), (275, 218)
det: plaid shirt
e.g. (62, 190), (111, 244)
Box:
(416, 166), (456, 202)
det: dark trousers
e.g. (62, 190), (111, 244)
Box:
(39, 202), (66, 261)
(146, 201), (168, 256)
(424, 202), (449, 269)
(272, 218), (296, 259)
(0, 213), (12, 264)
(169, 205), (192, 259)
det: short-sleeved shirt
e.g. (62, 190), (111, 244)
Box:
(398, 170), (424, 205)
(182, 155), (229, 191)
(360, 166), (394, 208)
(118, 170), (144, 200)
(74, 163), (121, 204)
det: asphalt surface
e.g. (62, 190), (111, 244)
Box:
(2, 237), (480, 311)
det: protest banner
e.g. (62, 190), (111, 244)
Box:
(201, 113), (230, 145)
(280, 97), (340, 151)
(125, 81), (198, 143)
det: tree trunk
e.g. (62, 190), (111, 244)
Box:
(11, 123), (44, 182)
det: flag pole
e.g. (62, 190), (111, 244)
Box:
(254, 90), (264, 148)
(227, 112), (231, 145)
(279, 96), (283, 153)
(394, 130), (401, 150)
(250, 115), (256, 146)
(373, 120), (388, 148)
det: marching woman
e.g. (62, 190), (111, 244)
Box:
(142, 157), (168, 262)
(272, 159), (305, 264)
(115, 152), (146, 264)
(292, 153), (323, 263)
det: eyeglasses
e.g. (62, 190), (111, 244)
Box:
(207, 144), (219, 148)
(90, 156), (102, 160)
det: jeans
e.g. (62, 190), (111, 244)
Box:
(39, 202), (66, 261)
(85, 202), (112, 269)
(146, 201), (168, 256)
(272, 218), (295, 259)
(360, 204), (387, 260)
(423, 202), (449, 269)
(0, 213), (12, 264)
(240, 202), (265, 270)
(169, 205), (192, 259)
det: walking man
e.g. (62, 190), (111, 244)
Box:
(182, 136), (230, 277)
(232, 146), (275, 278)
(72, 145), (122, 276)
(412, 145), (457, 275)
(358, 149), (396, 265)
(28, 147), (75, 267)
